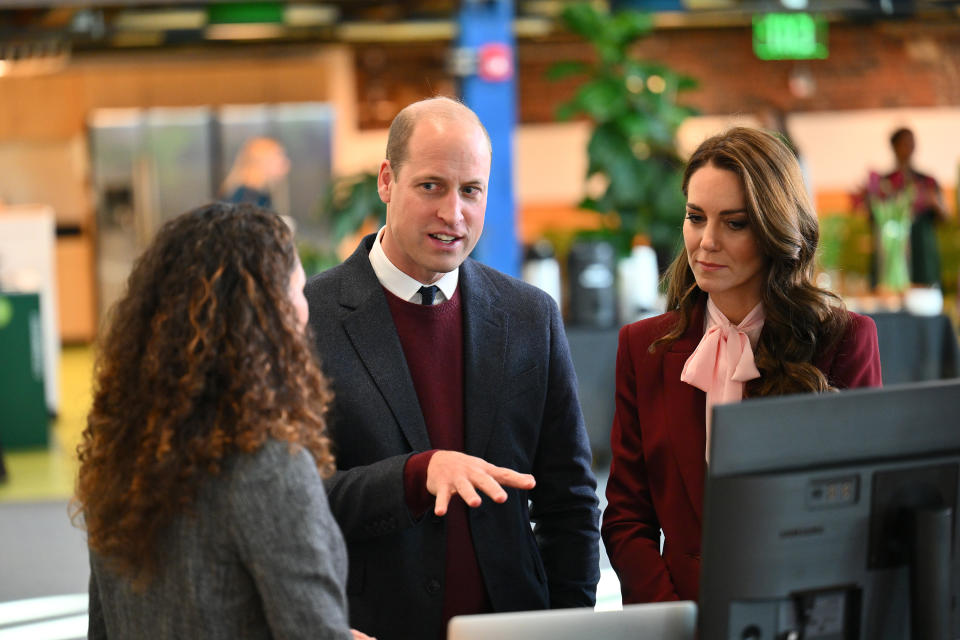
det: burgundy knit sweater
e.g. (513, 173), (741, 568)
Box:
(384, 287), (491, 637)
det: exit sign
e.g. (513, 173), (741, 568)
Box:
(753, 13), (828, 60)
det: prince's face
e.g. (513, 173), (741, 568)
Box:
(378, 116), (490, 285)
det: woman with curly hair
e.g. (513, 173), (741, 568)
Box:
(75, 202), (369, 639)
(602, 127), (882, 604)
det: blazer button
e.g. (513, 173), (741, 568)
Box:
(425, 578), (441, 595)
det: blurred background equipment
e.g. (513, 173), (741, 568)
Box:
(617, 242), (661, 323)
(88, 103), (333, 318)
(567, 239), (618, 328)
(522, 239), (563, 309)
(0, 206), (59, 416)
(0, 292), (48, 449)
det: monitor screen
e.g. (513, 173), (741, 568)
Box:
(699, 379), (960, 640)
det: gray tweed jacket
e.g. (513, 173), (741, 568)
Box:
(87, 439), (352, 639)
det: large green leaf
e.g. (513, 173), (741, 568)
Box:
(559, 3), (607, 44)
(676, 74), (699, 91)
(554, 100), (581, 122)
(587, 124), (633, 171)
(578, 196), (603, 212)
(596, 41), (625, 67)
(609, 10), (654, 45)
(654, 169), (685, 223)
(323, 172), (386, 243)
(574, 78), (629, 122)
(617, 112), (650, 141)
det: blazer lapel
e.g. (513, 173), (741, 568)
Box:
(338, 237), (432, 452)
(460, 261), (506, 459)
(662, 299), (707, 524)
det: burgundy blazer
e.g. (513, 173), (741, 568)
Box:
(602, 299), (882, 604)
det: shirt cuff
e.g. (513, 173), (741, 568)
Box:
(404, 450), (438, 519)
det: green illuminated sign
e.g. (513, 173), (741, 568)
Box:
(207, 2), (283, 25)
(753, 13), (828, 61)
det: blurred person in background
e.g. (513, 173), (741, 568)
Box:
(74, 202), (371, 639)
(885, 127), (948, 287)
(221, 137), (291, 210)
(603, 127), (882, 604)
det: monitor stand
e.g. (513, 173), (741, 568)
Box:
(911, 506), (953, 640)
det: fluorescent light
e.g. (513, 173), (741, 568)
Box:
(113, 9), (205, 31)
(205, 23), (286, 40)
(337, 21), (456, 42)
(284, 4), (339, 27)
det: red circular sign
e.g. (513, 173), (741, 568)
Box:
(477, 43), (513, 82)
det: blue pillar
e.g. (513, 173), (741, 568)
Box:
(457, 0), (520, 277)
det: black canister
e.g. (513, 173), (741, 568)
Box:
(567, 240), (617, 327)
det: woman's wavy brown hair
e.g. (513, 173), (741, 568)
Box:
(74, 202), (334, 586)
(656, 126), (849, 396)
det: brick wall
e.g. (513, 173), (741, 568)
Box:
(356, 18), (960, 128)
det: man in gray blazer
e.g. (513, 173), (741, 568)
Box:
(305, 97), (600, 640)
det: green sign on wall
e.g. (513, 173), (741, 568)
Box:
(753, 13), (828, 61)
(0, 293), (48, 449)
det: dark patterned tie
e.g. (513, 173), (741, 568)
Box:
(418, 285), (439, 306)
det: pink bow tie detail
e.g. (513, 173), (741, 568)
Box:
(681, 299), (764, 462)
(681, 299), (763, 406)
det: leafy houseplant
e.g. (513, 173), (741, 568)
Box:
(300, 171), (387, 277)
(817, 212), (873, 294)
(321, 172), (386, 246)
(549, 2), (698, 265)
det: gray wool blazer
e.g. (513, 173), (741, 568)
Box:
(87, 439), (352, 640)
(304, 234), (601, 640)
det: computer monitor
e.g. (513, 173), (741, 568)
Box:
(700, 379), (959, 640)
(448, 601), (697, 640)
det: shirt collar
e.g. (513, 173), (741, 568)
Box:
(368, 227), (459, 303)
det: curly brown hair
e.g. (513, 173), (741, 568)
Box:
(656, 127), (849, 396)
(74, 202), (335, 586)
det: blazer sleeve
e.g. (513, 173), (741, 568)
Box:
(529, 298), (601, 609)
(324, 453), (422, 541)
(227, 442), (353, 640)
(827, 313), (883, 389)
(602, 324), (681, 603)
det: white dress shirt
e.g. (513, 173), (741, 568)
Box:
(368, 227), (459, 305)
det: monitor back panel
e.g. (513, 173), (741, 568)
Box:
(448, 601), (697, 640)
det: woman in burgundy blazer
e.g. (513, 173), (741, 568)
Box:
(602, 128), (883, 604)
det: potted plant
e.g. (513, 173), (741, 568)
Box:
(549, 2), (698, 267)
(300, 171), (386, 276)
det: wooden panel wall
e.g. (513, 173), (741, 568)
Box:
(0, 47), (338, 143)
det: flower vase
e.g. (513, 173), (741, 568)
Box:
(870, 191), (912, 296)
